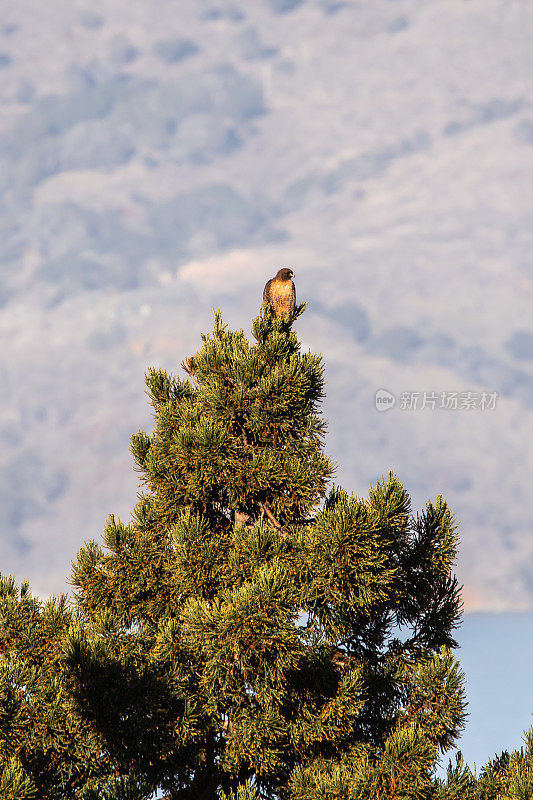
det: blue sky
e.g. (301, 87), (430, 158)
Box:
(450, 613), (533, 774)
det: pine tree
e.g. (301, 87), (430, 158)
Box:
(0, 575), (135, 798)
(1, 303), (479, 798)
(61, 304), (465, 798)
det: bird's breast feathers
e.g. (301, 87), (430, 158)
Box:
(271, 278), (295, 313)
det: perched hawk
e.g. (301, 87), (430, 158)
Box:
(263, 268), (296, 318)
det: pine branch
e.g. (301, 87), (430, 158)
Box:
(259, 501), (289, 538)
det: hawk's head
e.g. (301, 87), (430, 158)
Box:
(275, 268), (294, 281)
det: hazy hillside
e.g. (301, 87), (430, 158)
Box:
(0, 0), (532, 607)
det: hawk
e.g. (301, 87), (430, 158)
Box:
(263, 268), (296, 318)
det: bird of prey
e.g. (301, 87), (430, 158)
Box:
(262, 268), (296, 318)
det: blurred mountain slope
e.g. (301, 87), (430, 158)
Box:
(0, 0), (531, 606)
